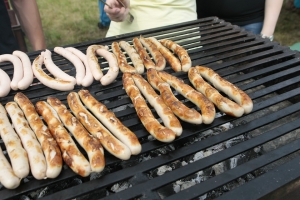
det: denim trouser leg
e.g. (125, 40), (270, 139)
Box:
(240, 22), (263, 34)
(98, 0), (111, 27)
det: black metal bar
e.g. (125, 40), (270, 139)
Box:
(165, 118), (300, 200)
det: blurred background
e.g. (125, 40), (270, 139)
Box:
(25, 0), (300, 51)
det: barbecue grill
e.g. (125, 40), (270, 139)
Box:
(1, 17), (300, 200)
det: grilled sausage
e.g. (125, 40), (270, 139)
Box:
(0, 68), (11, 97)
(119, 41), (144, 74)
(0, 146), (20, 189)
(160, 39), (192, 72)
(123, 73), (176, 142)
(0, 104), (29, 179)
(131, 73), (182, 136)
(36, 101), (92, 177)
(95, 48), (119, 86)
(158, 71), (216, 124)
(132, 37), (156, 70)
(0, 54), (23, 90)
(67, 92), (131, 160)
(14, 92), (63, 178)
(54, 47), (86, 86)
(47, 97), (105, 173)
(43, 49), (76, 84)
(139, 35), (166, 71)
(86, 44), (106, 81)
(111, 41), (136, 73)
(147, 68), (202, 124)
(78, 89), (141, 155)
(65, 47), (94, 87)
(196, 66), (253, 114)
(13, 50), (33, 90)
(148, 37), (181, 72)
(32, 54), (75, 91)
(188, 67), (244, 117)
(5, 102), (47, 180)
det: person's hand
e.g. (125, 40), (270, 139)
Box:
(104, 0), (130, 22)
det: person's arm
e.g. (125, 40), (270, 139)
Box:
(104, 0), (130, 22)
(260, 0), (284, 38)
(10, 0), (46, 51)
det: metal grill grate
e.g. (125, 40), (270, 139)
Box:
(0, 17), (300, 200)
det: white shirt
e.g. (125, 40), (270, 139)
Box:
(106, 0), (197, 37)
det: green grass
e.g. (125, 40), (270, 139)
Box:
(25, 0), (300, 51)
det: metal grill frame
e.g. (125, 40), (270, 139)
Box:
(0, 17), (300, 200)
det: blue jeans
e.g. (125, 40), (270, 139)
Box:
(240, 22), (263, 34)
(98, 0), (111, 27)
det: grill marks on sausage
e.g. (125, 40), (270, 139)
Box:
(36, 101), (92, 177)
(147, 68), (202, 124)
(67, 92), (131, 160)
(47, 97), (105, 172)
(188, 67), (245, 117)
(78, 90), (141, 155)
(157, 71), (216, 124)
(123, 73), (176, 143)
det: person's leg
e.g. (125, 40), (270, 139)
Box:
(0, 0), (19, 54)
(240, 22), (263, 34)
(98, 0), (110, 28)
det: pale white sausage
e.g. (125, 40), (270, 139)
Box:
(0, 103), (29, 179)
(13, 50), (33, 90)
(6, 102), (47, 180)
(54, 47), (85, 86)
(0, 69), (11, 97)
(0, 146), (21, 189)
(96, 48), (119, 86)
(32, 54), (75, 91)
(65, 47), (94, 87)
(43, 49), (76, 84)
(0, 54), (23, 90)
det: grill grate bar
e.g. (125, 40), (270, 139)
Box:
(165, 118), (300, 200)
(40, 100), (300, 200)
(217, 149), (300, 200)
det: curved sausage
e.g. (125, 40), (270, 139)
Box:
(65, 47), (94, 87)
(133, 37), (155, 70)
(14, 92), (63, 179)
(139, 35), (166, 71)
(0, 104), (29, 179)
(47, 97), (105, 173)
(86, 44), (106, 80)
(160, 39), (192, 72)
(123, 73), (176, 143)
(0, 54), (23, 90)
(111, 41), (136, 73)
(54, 47), (85, 86)
(36, 101), (92, 177)
(13, 50), (33, 90)
(148, 37), (181, 72)
(196, 66), (253, 114)
(0, 146), (20, 189)
(43, 49), (76, 84)
(78, 89), (141, 155)
(95, 48), (119, 86)
(119, 41), (144, 74)
(0, 69), (11, 97)
(6, 102), (47, 180)
(188, 67), (244, 117)
(147, 68), (202, 124)
(131, 73), (182, 136)
(158, 71), (216, 124)
(32, 54), (75, 91)
(67, 92), (131, 160)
